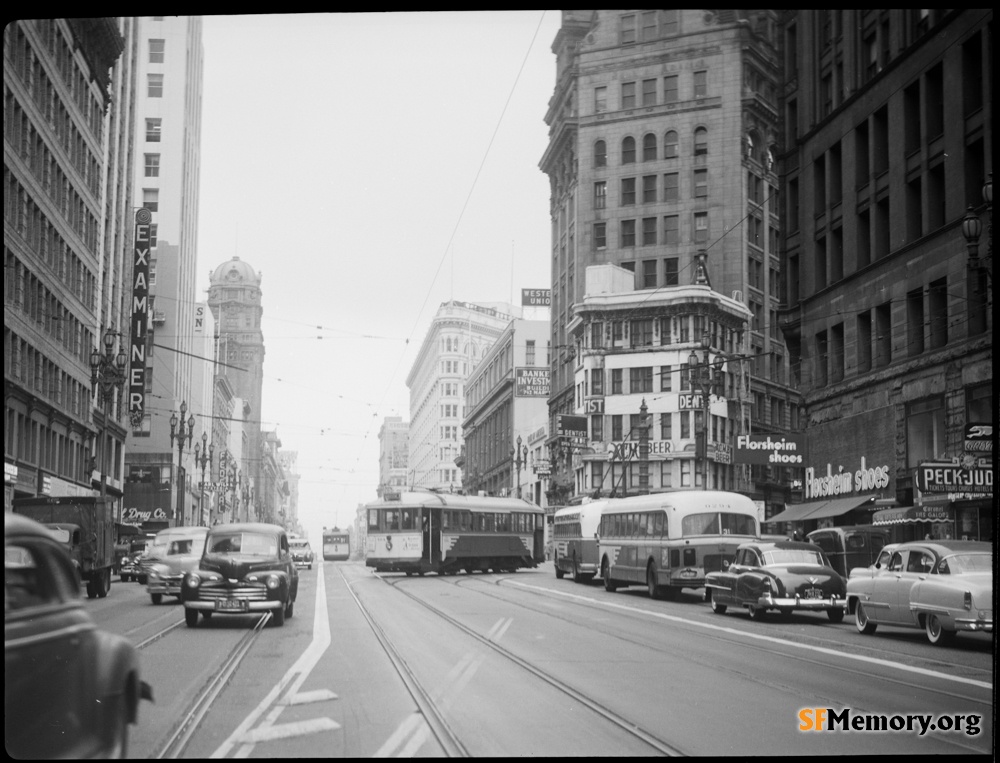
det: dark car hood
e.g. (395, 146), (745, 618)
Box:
(200, 553), (284, 579)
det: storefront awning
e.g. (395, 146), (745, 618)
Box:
(872, 505), (952, 525)
(764, 495), (877, 524)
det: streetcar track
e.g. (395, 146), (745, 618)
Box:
(440, 572), (992, 711)
(154, 613), (269, 759)
(371, 571), (687, 756)
(339, 567), (468, 757)
(136, 618), (185, 649)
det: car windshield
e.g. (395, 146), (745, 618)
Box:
(47, 528), (71, 544)
(167, 538), (201, 555)
(291, 541), (309, 550)
(145, 542), (168, 558)
(937, 553), (992, 574)
(208, 532), (277, 557)
(762, 548), (826, 566)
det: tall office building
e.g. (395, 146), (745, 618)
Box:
(541, 11), (794, 511)
(773, 10), (992, 540)
(377, 416), (410, 498)
(123, 16), (204, 528)
(406, 300), (521, 491)
(5, 19), (135, 510)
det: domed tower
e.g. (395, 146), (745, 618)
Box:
(208, 257), (265, 518)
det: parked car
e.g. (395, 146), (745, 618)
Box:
(146, 527), (208, 604)
(807, 525), (890, 578)
(180, 523), (298, 628)
(119, 539), (150, 583)
(846, 540), (993, 645)
(290, 537), (314, 569)
(704, 540), (848, 622)
(5, 513), (153, 758)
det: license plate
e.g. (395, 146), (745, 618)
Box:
(216, 598), (249, 612)
(803, 588), (823, 599)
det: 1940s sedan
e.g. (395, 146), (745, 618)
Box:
(181, 523), (298, 627)
(704, 540), (847, 622)
(846, 540), (993, 645)
(5, 513), (153, 758)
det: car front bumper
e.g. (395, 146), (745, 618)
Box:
(292, 558), (313, 568)
(147, 576), (183, 595)
(758, 593), (848, 611)
(184, 598), (283, 612)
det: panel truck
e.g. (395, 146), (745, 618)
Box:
(12, 495), (116, 598)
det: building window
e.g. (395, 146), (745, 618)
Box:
(857, 310), (872, 374)
(594, 87), (607, 114)
(148, 38), (165, 63)
(594, 181), (607, 209)
(875, 301), (891, 367)
(642, 79), (657, 107)
(630, 368), (653, 394)
(633, 319), (654, 346)
(621, 81), (636, 109)
(642, 218), (657, 246)
(142, 188), (159, 212)
(664, 257), (679, 284)
(640, 11), (657, 42)
(906, 397), (944, 469)
(144, 153), (160, 178)
(662, 9), (679, 36)
(526, 339), (536, 366)
(642, 175), (657, 203)
(611, 369), (623, 395)
(594, 140), (606, 167)
(591, 415), (604, 442)
(621, 219), (636, 247)
(927, 278), (947, 349)
(664, 130), (679, 159)
(622, 137), (636, 164)
(815, 330), (828, 386)
(591, 368), (604, 395)
(620, 13), (637, 44)
(694, 212), (708, 243)
(145, 118), (162, 142)
(664, 172), (679, 201)
(694, 127), (708, 162)
(147, 73), (164, 98)
(906, 287), (924, 356)
(693, 70), (707, 98)
(612, 415), (624, 440)
(593, 222), (607, 250)
(693, 168), (708, 197)
(660, 364), (673, 391)
(680, 411), (691, 439)
(663, 218), (679, 246)
(149, 225), (158, 249)
(664, 75), (679, 103)
(642, 133), (657, 161)
(621, 177), (636, 206)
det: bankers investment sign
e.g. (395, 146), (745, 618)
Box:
(515, 367), (550, 397)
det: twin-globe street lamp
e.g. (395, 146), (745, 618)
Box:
(169, 401), (196, 525)
(89, 328), (127, 506)
(194, 432), (213, 526)
(688, 335), (728, 491)
(510, 434), (528, 499)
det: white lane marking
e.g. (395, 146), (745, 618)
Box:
(487, 616), (513, 643)
(284, 689), (338, 706)
(238, 717), (340, 744)
(211, 562), (335, 758)
(374, 712), (427, 757)
(505, 580), (993, 691)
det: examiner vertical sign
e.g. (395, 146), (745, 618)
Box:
(128, 208), (152, 428)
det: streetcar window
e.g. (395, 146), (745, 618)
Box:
(401, 509), (414, 530)
(498, 513), (509, 532)
(386, 510), (399, 531)
(442, 511), (451, 531)
(368, 509), (379, 531)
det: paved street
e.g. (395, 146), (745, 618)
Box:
(93, 561), (992, 757)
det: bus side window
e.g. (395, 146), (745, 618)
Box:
(653, 512), (665, 538)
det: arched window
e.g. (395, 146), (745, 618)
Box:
(594, 140), (606, 168)
(622, 136), (636, 164)
(663, 130), (679, 159)
(694, 127), (708, 162)
(642, 133), (657, 161)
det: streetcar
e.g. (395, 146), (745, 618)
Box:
(553, 499), (613, 583)
(597, 490), (759, 599)
(322, 529), (351, 561)
(365, 490), (544, 575)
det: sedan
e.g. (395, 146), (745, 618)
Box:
(705, 540), (847, 622)
(146, 527), (208, 604)
(5, 513), (153, 758)
(181, 523), (298, 627)
(290, 538), (314, 569)
(846, 540), (993, 645)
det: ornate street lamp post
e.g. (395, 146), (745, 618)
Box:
(510, 434), (528, 499)
(194, 432), (213, 527)
(169, 401), (196, 525)
(89, 328), (127, 506)
(688, 334), (727, 491)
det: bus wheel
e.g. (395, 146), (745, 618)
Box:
(602, 559), (617, 592)
(647, 565), (662, 600)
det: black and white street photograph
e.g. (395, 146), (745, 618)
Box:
(4, 10), (994, 758)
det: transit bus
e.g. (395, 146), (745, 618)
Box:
(322, 529), (350, 561)
(365, 490), (544, 575)
(553, 499), (613, 583)
(597, 490), (759, 599)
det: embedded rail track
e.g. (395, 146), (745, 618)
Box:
(355, 569), (687, 756)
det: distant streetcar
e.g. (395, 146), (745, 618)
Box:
(365, 490), (544, 575)
(322, 529), (350, 561)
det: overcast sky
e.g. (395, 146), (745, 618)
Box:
(195, 12), (561, 537)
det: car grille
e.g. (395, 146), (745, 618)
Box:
(198, 585), (268, 601)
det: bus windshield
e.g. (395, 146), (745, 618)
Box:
(682, 512), (757, 537)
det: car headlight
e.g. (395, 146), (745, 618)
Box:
(266, 575), (281, 589)
(185, 574), (201, 588)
